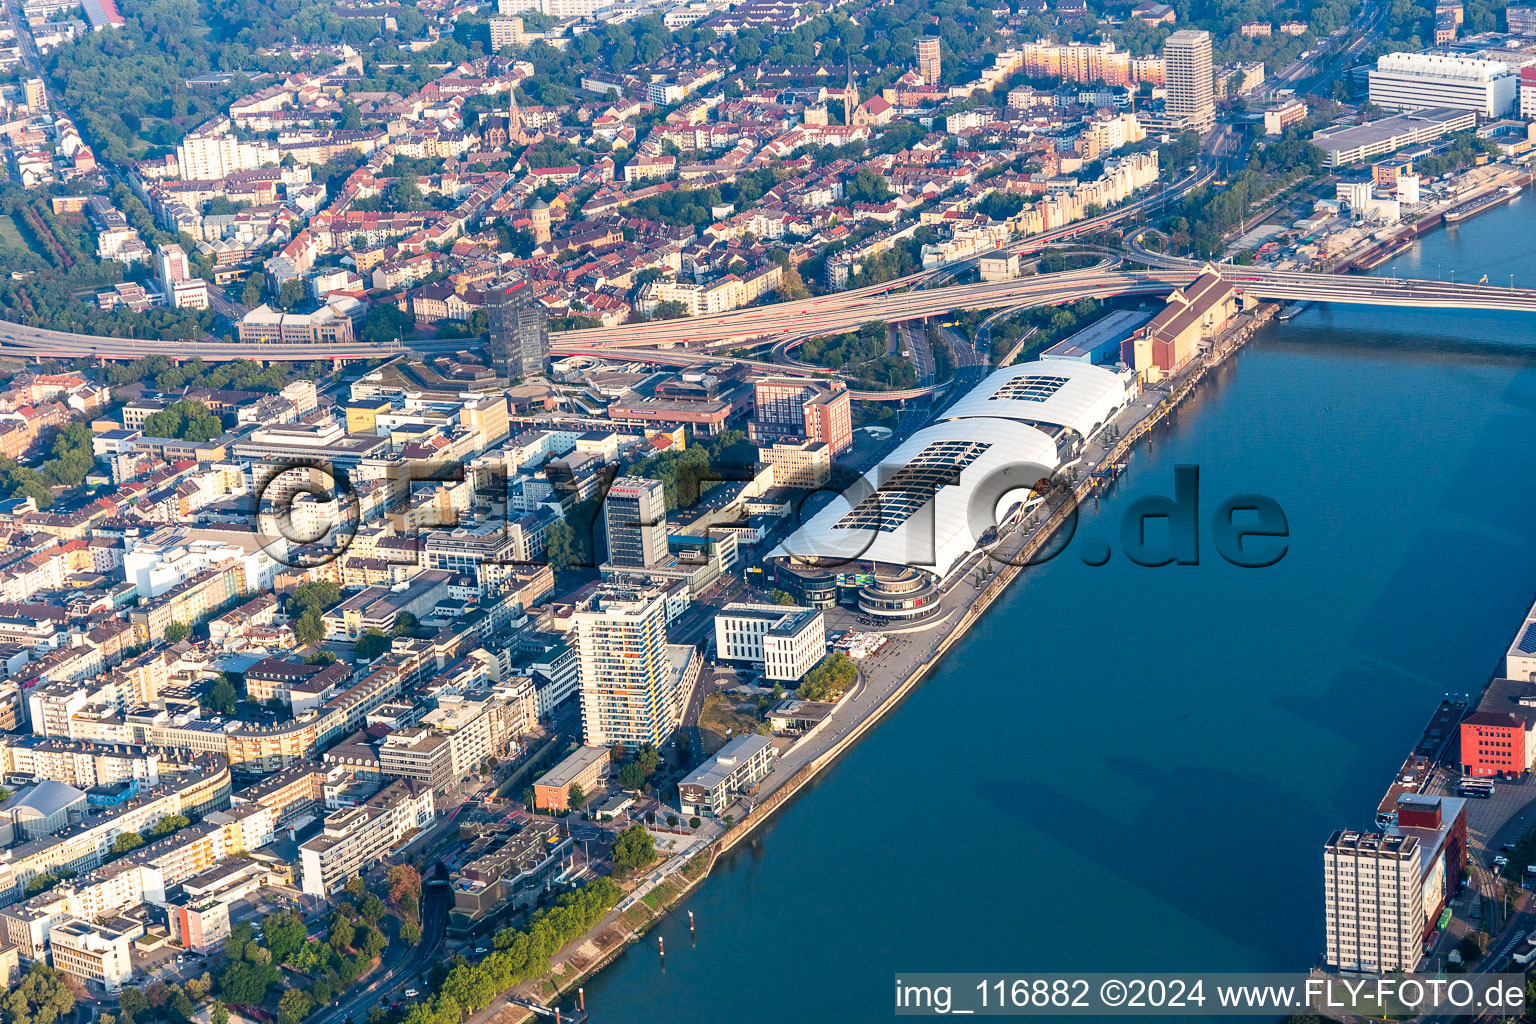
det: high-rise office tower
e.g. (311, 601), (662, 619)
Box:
(574, 582), (682, 748)
(1163, 29), (1215, 133)
(915, 37), (942, 85)
(603, 476), (668, 568)
(485, 273), (548, 379)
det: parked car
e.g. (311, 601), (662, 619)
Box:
(404, 990), (419, 998)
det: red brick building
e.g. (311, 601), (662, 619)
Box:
(1458, 678), (1536, 778)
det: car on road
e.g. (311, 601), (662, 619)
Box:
(1494, 855), (1509, 868)
(1503, 842), (1518, 852)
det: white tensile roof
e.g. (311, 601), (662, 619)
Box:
(772, 417), (1060, 578)
(940, 358), (1133, 441)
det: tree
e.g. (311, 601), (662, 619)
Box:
(329, 911), (355, 951)
(205, 674), (239, 716)
(361, 303), (413, 345)
(211, 1007), (229, 1024)
(262, 911), (307, 964)
(241, 273), (264, 307)
(387, 864), (422, 923)
(163, 621), (191, 644)
(769, 589), (796, 605)
(2, 963), (74, 1024)
(615, 762), (646, 791)
(119, 988), (149, 1022)
(360, 894), (385, 926)
(143, 400), (222, 442)
(610, 824), (656, 877)
(353, 628), (392, 661)
(361, 924), (387, 959)
(689, 816), (701, 829)
(400, 920), (421, 945)
(294, 607), (326, 646)
(798, 651), (857, 701)
(567, 782), (587, 808)
(637, 745), (661, 774)
(217, 960), (277, 1005)
(278, 988), (313, 1024)
(277, 279), (306, 311)
(543, 518), (576, 570)
(151, 814), (191, 837)
(287, 580), (340, 617)
(111, 832), (144, 855)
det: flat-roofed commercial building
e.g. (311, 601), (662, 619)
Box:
(1368, 52), (1515, 116)
(1322, 831), (1424, 973)
(603, 476), (668, 569)
(48, 917), (140, 991)
(678, 734), (775, 818)
(236, 304), (356, 345)
(750, 377), (853, 455)
(760, 440), (831, 488)
(532, 744), (610, 811)
(1312, 107), (1478, 167)
(715, 603), (826, 682)
(1458, 677), (1536, 777)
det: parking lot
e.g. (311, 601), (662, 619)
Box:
(1456, 770), (1536, 863)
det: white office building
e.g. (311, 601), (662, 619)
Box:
(1368, 52), (1516, 117)
(49, 917), (140, 991)
(1322, 831), (1426, 973)
(714, 603), (826, 683)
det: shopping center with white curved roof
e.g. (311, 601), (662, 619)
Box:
(939, 358), (1135, 461)
(769, 356), (1139, 622)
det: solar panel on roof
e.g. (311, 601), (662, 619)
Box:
(1516, 622), (1536, 655)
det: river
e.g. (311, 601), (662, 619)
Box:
(578, 191), (1536, 1022)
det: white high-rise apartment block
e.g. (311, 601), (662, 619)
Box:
(1163, 30), (1214, 133)
(574, 582), (683, 748)
(175, 118), (279, 181)
(1322, 831), (1426, 973)
(1368, 52), (1516, 117)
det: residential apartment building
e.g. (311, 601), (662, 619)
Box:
(298, 779), (433, 896)
(1322, 831), (1425, 973)
(915, 36), (942, 84)
(1163, 30), (1214, 133)
(573, 582), (684, 749)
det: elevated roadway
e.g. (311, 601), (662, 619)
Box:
(2, 261), (1536, 365)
